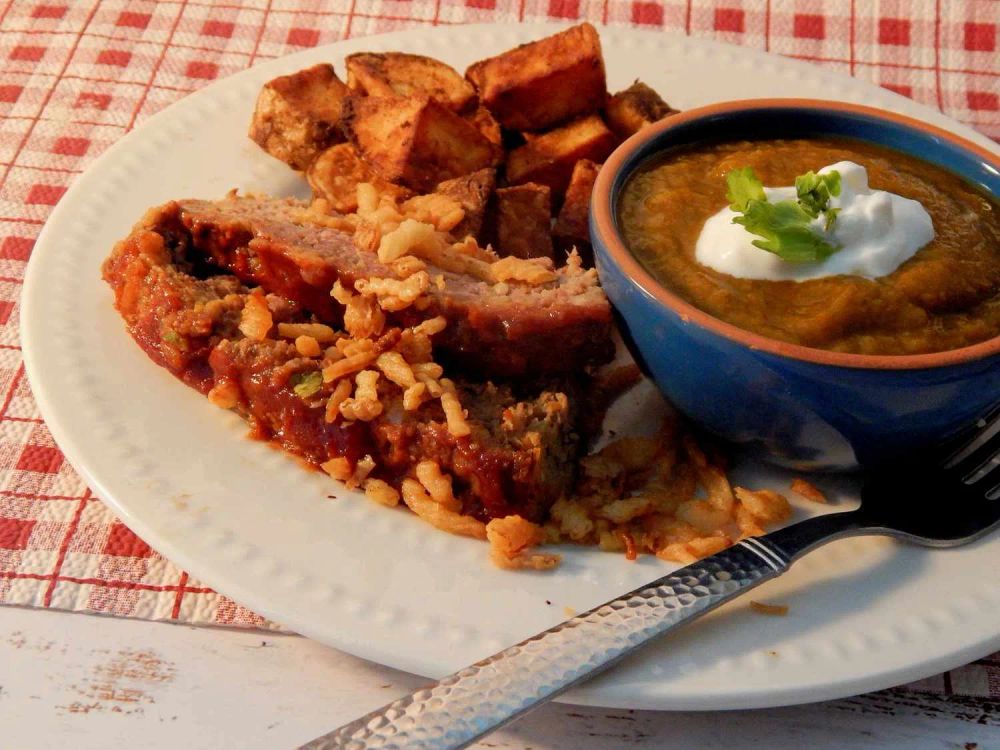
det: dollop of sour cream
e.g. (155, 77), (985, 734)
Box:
(694, 161), (935, 281)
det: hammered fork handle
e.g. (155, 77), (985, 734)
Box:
(301, 511), (869, 750)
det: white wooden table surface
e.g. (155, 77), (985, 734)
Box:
(1, 606), (996, 749)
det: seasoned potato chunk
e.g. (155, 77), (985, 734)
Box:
(344, 95), (499, 193)
(553, 159), (600, 257)
(435, 168), (496, 241)
(605, 81), (678, 138)
(346, 52), (476, 113)
(506, 114), (617, 197)
(465, 106), (503, 161)
(307, 143), (412, 213)
(491, 183), (553, 260)
(466, 23), (606, 131)
(248, 64), (350, 170)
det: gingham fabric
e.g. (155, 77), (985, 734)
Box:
(2, 0), (998, 697)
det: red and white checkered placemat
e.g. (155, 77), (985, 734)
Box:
(2, 0), (998, 698)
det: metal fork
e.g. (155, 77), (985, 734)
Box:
(301, 409), (1000, 750)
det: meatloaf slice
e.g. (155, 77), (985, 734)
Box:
(102, 208), (581, 522)
(162, 195), (613, 377)
(211, 338), (578, 521)
(101, 216), (248, 394)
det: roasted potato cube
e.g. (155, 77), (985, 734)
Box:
(506, 114), (617, 197)
(465, 106), (503, 163)
(466, 23), (606, 131)
(346, 52), (476, 113)
(307, 143), (412, 213)
(605, 81), (678, 138)
(553, 159), (600, 256)
(435, 168), (496, 241)
(491, 183), (553, 260)
(344, 95), (498, 193)
(248, 64), (350, 170)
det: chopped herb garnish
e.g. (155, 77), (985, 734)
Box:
(162, 330), (184, 347)
(726, 167), (766, 212)
(822, 206), (840, 233)
(290, 370), (323, 399)
(794, 170), (841, 219)
(726, 167), (843, 262)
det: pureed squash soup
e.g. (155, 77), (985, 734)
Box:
(618, 137), (1000, 355)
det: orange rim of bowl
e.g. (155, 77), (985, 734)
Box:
(592, 97), (1000, 371)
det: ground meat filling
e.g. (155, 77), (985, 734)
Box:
(208, 338), (375, 467)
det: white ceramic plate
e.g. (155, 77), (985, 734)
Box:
(22, 23), (1000, 710)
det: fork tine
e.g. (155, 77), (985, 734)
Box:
(942, 405), (1000, 470)
(987, 483), (1000, 501)
(962, 447), (1000, 486)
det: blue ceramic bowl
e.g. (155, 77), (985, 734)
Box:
(591, 99), (1000, 470)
